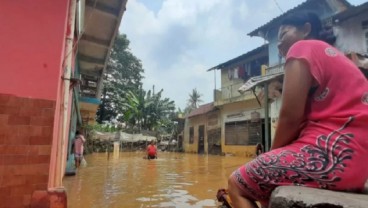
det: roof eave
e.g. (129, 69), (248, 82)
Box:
(206, 44), (268, 72)
(247, 0), (352, 39)
(96, 0), (128, 98)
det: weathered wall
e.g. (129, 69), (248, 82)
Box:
(0, 95), (56, 207)
(334, 12), (368, 54)
(0, 1), (70, 207)
(183, 115), (207, 153)
(220, 99), (263, 156)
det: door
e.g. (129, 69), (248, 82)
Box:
(198, 125), (205, 154)
(207, 128), (221, 155)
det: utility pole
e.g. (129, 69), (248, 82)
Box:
(264, 83), (270, 151)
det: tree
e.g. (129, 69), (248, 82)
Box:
(97, 34), (144, 123)
(186, 88), (203, 111)
(122, 87), (176, 132)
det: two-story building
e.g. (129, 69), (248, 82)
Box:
(183, 44), (269, 156)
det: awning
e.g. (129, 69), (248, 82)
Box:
(238, 72), (284, 94)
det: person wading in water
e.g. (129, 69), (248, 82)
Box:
(146, 140), (157, 160)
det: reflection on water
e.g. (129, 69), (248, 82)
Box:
(63, 152), (251, 208)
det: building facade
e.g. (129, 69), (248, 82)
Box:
(183, 45), (269, 156)
(0, 0), (127, 207)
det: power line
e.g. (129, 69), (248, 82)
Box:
(273, 0), (284, 13)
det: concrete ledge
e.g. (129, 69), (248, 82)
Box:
(30, 187), (67, 208)
(270, 186), (368, 208)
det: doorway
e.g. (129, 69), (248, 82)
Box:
(198, 125), (205, 154)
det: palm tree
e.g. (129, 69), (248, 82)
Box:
(122, 88), (149, 131)
(122, 87), (176, 132)
(187, 88), (203, 109)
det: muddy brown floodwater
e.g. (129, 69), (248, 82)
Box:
(63, 152), (251, 208)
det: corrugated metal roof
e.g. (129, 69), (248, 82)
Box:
(207, 44), (268, 71)
(332, 1), (368, 22)
(187, 102), (216, 118)
(247, 0), (352, 37)
(78, 0), (127, 98)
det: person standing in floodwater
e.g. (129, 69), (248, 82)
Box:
(73, 131), (86, 168)
(228, 12), (368, 208)
(147, 140), (157, 160)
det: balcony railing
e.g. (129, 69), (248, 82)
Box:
(214, 82), (254, 106)
(265, 63), (284, 75)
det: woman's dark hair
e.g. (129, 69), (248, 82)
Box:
(281, 12), (336, 45)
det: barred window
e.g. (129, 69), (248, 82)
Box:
(225, 120), (262, 145)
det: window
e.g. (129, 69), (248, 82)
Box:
(225, 121), (248, 145)
(225, 120), (262, 145)
(189, 127), (194, 144)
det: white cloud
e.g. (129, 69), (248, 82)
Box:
(122, 0), (350, 109)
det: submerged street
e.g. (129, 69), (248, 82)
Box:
(63, 152), (250, 208)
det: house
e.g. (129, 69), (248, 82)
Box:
(332, 1), (368, 54)
(248, 0), (351, 67)
(202, 44), (269, 157)
(183, 103), (220, 154)
(0, 0), (127, 207)
(242, 0), (368, 150)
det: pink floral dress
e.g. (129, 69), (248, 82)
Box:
(232, 40), (368, 207)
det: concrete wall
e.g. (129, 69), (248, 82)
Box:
(334, 12), (368, 54)
(220, 99), (263, 157)
(0, 1), (70, 207)
(183, 115), (207, 153)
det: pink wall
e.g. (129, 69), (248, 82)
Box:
(0, 1), (69, 100)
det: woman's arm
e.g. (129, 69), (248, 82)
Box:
(271, 59), (313, 150)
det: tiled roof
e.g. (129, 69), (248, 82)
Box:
(247, 0), (352, 37)
(187, 102), (216, 118)
(207, 44), (268, 71)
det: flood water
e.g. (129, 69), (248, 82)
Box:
(63, 152), (251, 208)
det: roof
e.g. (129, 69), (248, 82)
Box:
(238, 72), (284, 94)
(187, 102), (216, 118)
(207, 44), (268, 71)
(332, 1), (368, 22)
(78, 0), (128, 98)
(248, 0), (352, 37)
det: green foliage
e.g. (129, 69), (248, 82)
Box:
(97, 34), (144, 123)
(84, 123), (117, 133)
(122, 86), (176, 133)
(185, 88), (203, 114)
(96, 34), (178, 135)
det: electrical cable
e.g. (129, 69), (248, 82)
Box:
(273, 0), (284, 13)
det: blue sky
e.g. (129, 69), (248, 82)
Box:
(120, 0), (367, 110)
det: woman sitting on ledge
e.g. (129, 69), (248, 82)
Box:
(228, 12), (368, 208)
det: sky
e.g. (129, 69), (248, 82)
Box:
(119, 0), (366, 110)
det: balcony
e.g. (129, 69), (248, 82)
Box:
(265, 63), (284, 75)
(214, 82), (255, 106)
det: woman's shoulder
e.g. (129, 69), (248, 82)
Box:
(292, 40), (330, 49)
(287, 40), (338, 59)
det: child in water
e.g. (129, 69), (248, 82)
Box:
(146, 140), (157, 160)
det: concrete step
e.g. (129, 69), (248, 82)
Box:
(269, 186), (368, 208)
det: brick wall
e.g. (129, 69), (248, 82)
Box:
(0, 94), (55, 208)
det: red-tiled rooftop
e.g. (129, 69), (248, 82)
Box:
(187, 102), (216, 118)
